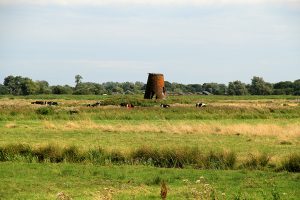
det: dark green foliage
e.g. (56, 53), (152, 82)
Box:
(228, 81), (248, 95)
(202, 151), (236, 169)
(36, 107), (54, 115)
(2, 75), (300, 96)
(109, 150), (126, 163)
(0, 84), (9, 95)
(280, 154), (300, 172)
(51, 85), (73, 94)
(62, 146), (84, 163)
(4, 76), (38, 95)
(0, 144), (298, 172)
(33, 145), (63, 162)
(242, 153), (271, 169)
(250, 76), (273, 95)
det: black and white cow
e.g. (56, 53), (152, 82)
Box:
(196, 102), (206, 108)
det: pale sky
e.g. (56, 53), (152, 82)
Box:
(0, 0), (299, 85)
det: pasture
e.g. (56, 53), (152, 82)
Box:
(0, 95), (299, 199)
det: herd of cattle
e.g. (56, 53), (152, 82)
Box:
(31, 101), (58, 106)
(31, 100), (206, 109)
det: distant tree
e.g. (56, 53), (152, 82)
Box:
(36, 80), (51, 94)
(164, 81), (172, 92)
(228, 81), (248, 95)
(4, 75), (38, 95)
(20, 78), (39, 95)
(51, 85), (73, 94)
(75, 75), (83, 86)
(273, 81), (294, 95)
(122, 82), (135, 92)
(186, 84), (202, 93)
(202, 83), (227, 95)
(134, 81), (145, 93)
(4, 75), (22, 95)
(74, 82), (106, 95)
(249, 76), (273, 95)
(0, 84), (9, 95)
(294, 79), (300, 95)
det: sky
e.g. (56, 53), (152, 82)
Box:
(0, 0), (299, 86)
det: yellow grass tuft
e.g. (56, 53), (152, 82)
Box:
(43, 121), (57, 129)
(5, 122), (17, 128)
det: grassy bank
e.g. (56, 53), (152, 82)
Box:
(0, 162), (299, 199)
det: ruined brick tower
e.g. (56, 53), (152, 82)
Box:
(144, 73), (166, 99)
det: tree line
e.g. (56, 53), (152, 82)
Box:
(0, 75), (299, 96)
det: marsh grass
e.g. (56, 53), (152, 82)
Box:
(1, 144), (297, 172)
(278, 153), (300, 172)
(241, 153), (272, 170)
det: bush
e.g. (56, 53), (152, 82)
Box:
(36, 107), (54, 115)
(33, 144), (63, 162)
(62, 146), (84, 163)
(86, 148), (107, 164)
(280, 154), (300, 172)
(202, 151), (236, 170)
(242, 153), (271, 169)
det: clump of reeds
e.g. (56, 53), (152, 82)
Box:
(278, 153), (300, 172)
(241, 153), (271, 170)
(0, 144), (298, 172)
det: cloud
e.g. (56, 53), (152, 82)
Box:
(0, 0), (299, 6)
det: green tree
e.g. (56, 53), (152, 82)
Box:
(4, 75), (22, 95)
(294, 79), (300, 95)
(0, 84), (9, 95)
(36, 80), (51, 94)
(20, 78), (39, 95)
(51, 85), (73, 94)
(228, 81), (248, 95)
(249, 76), (273, 95)
(4, 75), (38, 95)
(75, 75), (83, 86)
(202, 83), (227, 95)
(273, 81), (294, 95)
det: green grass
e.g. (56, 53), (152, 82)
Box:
(0, 95), (299, 199)
(0, 162), (299, 199)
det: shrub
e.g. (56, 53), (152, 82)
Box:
(203, 151), (236, 170)
(1, 144), (32, 161)
(36, 107), (54, 115)
(109, 150), (126, 163)
(62, 146), (84, 163)
(86, 148), (107, 164)
(242, 153), (271, 169)
(280, 154), (300, 172)
(33, 144), (63, 162)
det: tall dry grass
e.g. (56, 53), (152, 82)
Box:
(39, 120), (300, 139)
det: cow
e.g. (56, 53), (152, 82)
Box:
(196, 102), (206, 108)
(91, 102), (101, 107)
(160, 104), (170, 108)
(87, 102), (101, 107)
(47, 101), (58, 106)
(31, 101), (46, 105)
(120, 103), (134, 108)
(69, 110), (79, 115)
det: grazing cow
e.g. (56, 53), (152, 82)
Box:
(31, 101), (46, 105)
(91, 102), (101, 107)
(69, 110), (79, 115)
(196, 102), (206, 108)
(127, 103), (134, 108)
(160, 104), (170, 108)
(120, 103), (134, 108)
(87, 102), (101, 107)
(47, 101), (58, 106)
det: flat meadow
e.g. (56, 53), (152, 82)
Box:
(0, 95), (299, 199)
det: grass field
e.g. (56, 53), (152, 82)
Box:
(0, 95), (299, 199)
